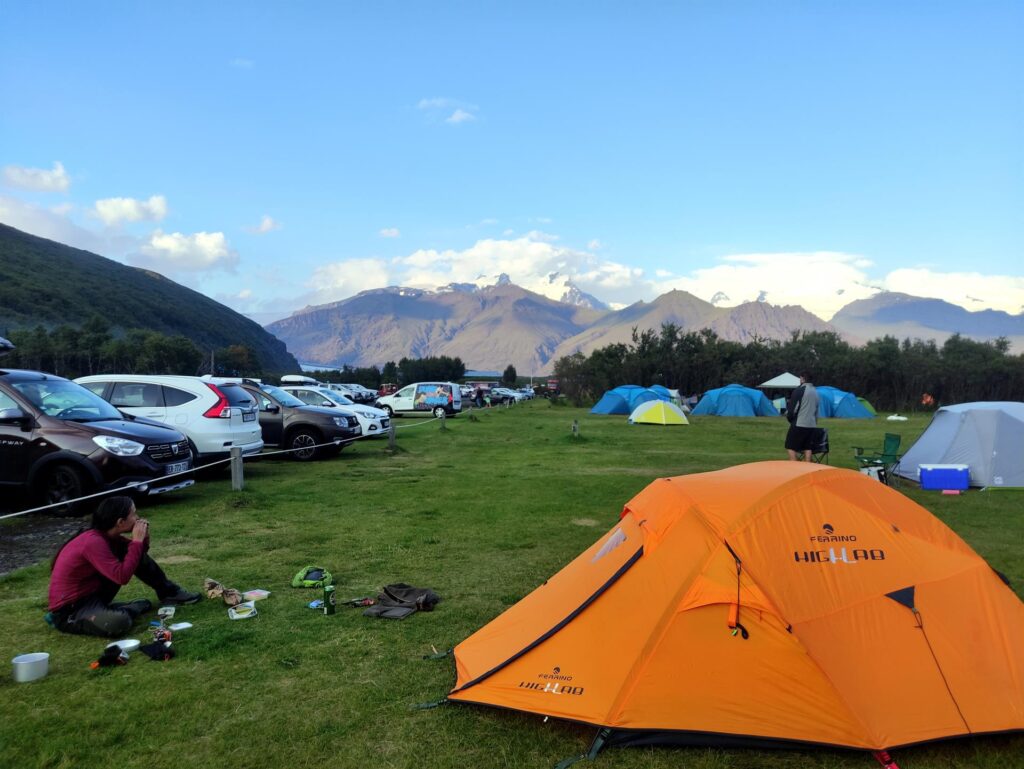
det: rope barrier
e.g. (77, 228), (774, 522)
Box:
(0, 412), (450, 521)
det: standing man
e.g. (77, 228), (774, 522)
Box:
(785, 372), (820, 461)
(48, 496), (200, 637)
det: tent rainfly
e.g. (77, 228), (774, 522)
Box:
(628, 400), (689, 425)
(897, 401), (1024, 488)
(446, 462), (1024, 766)
(691, 384), (780, 417)
(815, 386), (876, 419)
(591, 386), (663, 415)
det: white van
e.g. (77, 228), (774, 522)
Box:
(376, 382), (462, 418)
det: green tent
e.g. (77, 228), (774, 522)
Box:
(857, 396), (877, 415)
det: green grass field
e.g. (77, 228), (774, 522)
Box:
(2, 402), (1022, 769)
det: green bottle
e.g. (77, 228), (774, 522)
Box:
(323, 585), (336, 615)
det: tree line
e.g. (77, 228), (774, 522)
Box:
(2, 319), (263, 378)
(552, 325), (1024, 411)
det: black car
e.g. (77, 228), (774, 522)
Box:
(0, 369), (195, 513)
(238, 382), (361, 461)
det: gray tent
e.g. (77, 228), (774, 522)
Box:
(897, 402), (1024, 488)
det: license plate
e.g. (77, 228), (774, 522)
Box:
(166, 461), (190, 475)
(243, 411), (256, 422)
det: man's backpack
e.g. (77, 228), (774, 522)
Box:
(363, 583), (441, 620)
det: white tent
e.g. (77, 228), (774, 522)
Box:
(897, 402), (1024, 488)
(758, 372), (800, 389)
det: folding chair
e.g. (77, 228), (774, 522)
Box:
(853, 433), (903, 485)
(811, 428), (829, 464)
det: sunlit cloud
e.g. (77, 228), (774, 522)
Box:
(379, 227), (400, 238)
(446, 109), (475, 124)
(587, 239), (602, 250)
(2, 161), (70, 192)
(306, 258), (393, 305)
(247, 215), (281, 234)
(128, 229), (239, 273)
(94, 195), (168, 226)
(883, 268), (1024, 316)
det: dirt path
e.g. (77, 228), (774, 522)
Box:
(0, 514), (86, 577)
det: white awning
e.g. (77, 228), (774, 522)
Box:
(758, 372), (801, 389)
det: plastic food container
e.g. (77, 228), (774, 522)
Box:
(12, 652), (50, 683)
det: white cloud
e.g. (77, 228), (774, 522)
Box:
(659, 251), (879, 319)
(417, 97), (453, 110)
(379, 227), (400, 238)
(418, 97), (479, 125)
(587, 239), (602, 250)
(446, 109), (475, 124)
(883, 268), (1024, 316)
(0, 195), (103, 251)
(307, 258), (392, 305)
(230, 58), (254, 69)
(502, 228), (515, 236)
(94, 195), (168, 226)
(128, 229), (239, 273)
(248, 215), (280, 234)
(2, 161), (70, 192)
(480, 218), (498, 226)
(525, 230), (559, 243)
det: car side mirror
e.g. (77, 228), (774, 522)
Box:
(264, 404), (280, 414)
(321, 400), (333, 407)
(0, 409), (31, 429)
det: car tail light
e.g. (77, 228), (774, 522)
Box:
(203, 383), (231, 418)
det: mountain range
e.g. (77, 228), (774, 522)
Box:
(0, 223), (299, 372)
(268, 281), (1024, 374)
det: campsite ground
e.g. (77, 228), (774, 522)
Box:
(1, 402), (1022, 769)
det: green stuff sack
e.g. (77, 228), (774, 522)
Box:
(291, 566), (333, 588)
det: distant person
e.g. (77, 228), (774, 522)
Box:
(785, 372), (819, 461)
(48, 496), (200, 638)
(473, 387), (484, 408)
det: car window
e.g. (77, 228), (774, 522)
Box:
(80, 381), (107, 397)
(12, 380), (122, 421)
(293, 389), (317, 404)
(397, 386), (414, 398)
(0, 389), (22, 417)
(218, 383), (256, 408)
(163, 386), (198, 407)
(111, 382), (164, 408)
(260, 384), (306, 408)
(320, 389), (354, 406)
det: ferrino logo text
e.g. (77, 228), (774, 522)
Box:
(793, 523), (886, 564)
(519, 666), (585, 696)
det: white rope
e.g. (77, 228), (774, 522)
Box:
(0, 414), (449, 521)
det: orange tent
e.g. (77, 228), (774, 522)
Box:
(448, 462), (1024, 765)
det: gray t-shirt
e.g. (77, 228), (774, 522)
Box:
(795, 383), (819, 428)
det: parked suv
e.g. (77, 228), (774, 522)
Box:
(0, 369), (195, 512)
(376, 382), (462, 418)
(281, 385), (391, 438)
(76, 375), (263, 466)
(235, 382), (361, 461)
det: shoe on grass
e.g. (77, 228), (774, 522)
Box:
(159, 587), (201, 605)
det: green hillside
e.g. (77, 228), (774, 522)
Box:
(0, 223), (298, 372)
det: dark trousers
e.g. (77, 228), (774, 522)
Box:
(53, 554), (178, 638)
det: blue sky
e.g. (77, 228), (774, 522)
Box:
(2, 1), (1021, 323)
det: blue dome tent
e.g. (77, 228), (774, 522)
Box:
(691, 384), (780, 417)
(816, 386), (875, 419)
(591, 385), (663, 415)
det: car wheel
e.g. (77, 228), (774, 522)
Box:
(432, 406), (447, 419)
(287, 428), (320, 461)
(382, 405), (394, 417)
(42, 463), (89, 516)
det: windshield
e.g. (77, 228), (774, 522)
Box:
(14, 379), (123, 421)
(260, 384), (307, 408)
(319, 389), (354, 406)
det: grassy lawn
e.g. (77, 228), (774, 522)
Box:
(1, 402), (1022, 769)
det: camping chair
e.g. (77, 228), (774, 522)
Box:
(810, 428), (829, 464)
(853, 433), (903, 486)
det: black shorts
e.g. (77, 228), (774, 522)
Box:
(786, 425), (818, 452)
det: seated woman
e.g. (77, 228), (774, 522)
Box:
(48, 496), (200, 637)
